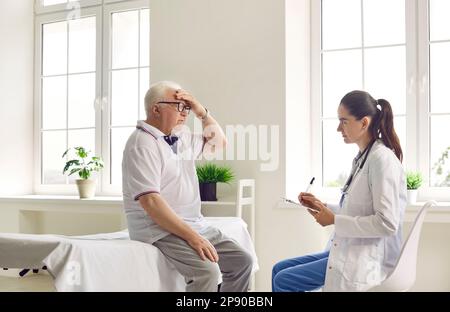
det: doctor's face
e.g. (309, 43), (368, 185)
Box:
(337, 104), (366, 144)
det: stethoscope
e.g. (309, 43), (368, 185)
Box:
(339, 140), (376, 207)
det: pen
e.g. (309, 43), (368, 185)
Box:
(305, 177), (315, 193)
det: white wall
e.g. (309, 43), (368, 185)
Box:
(150, 0), (328, 291)
(405, 223), (450, 291)
(0, 0), (34, 196)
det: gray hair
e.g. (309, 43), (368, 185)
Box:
(144, 81), (182, 118)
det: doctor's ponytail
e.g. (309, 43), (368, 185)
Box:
(340, 91), (403, 162)
(373, 99), (403, 162)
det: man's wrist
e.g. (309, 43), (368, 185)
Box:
(196, 107), (209, 120)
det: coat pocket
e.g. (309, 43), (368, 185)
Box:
(342, 244), (384, 287)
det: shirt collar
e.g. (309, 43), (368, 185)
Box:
(136, 120), (168, 139)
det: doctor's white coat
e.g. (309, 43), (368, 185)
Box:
(323, 140), (407, 292)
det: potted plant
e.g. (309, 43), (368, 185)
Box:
(196, 163), (234, 201)
(62, 147), (104, 199)
(406, 171), (423, 205)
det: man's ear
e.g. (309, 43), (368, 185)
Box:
(152, 104), (160, 116)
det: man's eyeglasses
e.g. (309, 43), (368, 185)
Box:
(157, 101), (191, 114)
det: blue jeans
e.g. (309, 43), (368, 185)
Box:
(272, 250), (329, 292)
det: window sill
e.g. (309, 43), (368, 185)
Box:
(0, 194), (123, 206)
(276, 200), (450, 223)
(0, 195), (238, 208)
(405, 201), (450, 210)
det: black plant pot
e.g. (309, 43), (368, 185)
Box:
(199, 182), (217, 201)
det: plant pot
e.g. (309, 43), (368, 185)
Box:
(407, 189), (418, 205)
(76, 179), (96, 199)
(199, 182), (217, 201)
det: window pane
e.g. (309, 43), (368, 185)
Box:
(140, 9), (150, 67)
(111, 69), (138, 126)
(67, 129), (95, 156)
(42, 130), (66, 184)
(111, 127), (135, 185)
(394, 116), (406, 164)
(67, 129), (96, 183)
(430, 42), (450, 114)
(323, 119), (358, 187)
(363, 0), (405, 46)
(68, 16), (96, 74)
(430, 116), (450, 187)
(140, 67), (149, 120)
(68, 73), (96, 128)
(430, 0), (450, 41)
(42, 21), (67, 76)
(364, 46), (406, 114)
(322, 0), (361, 50)
(112, 10), (139, 69)
(322, 50), (363, 118)
(42, 76), (67, 130)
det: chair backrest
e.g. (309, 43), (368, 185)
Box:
(370, 200), (437, 292)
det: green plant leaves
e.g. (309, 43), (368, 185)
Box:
(406, 171), (423, 190)
(63, 160), (80, 174)
(62, 147), (104, 180)
(196, 163), (234, 184)
(75, 146), (88, 158)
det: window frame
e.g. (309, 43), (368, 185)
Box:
(34, 6), (103, 195)
(101, 0), (150, 195)
(417, 0), (450, 201)
(311, 0), (450, 202)
(35, 0), (102, 15)
(34, 0), (149, 195)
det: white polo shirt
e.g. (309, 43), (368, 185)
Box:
(122, 120), (208, 244)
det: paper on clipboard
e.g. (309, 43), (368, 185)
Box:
(281, 197), (319, 213)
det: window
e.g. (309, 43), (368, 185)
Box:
(105, 5), (150, 191)
(312, 0), (450, 201)
(428, 0), (450, 188)
(34, 0), (149, 194)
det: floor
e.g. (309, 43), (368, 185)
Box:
(0, 272), (54, 292)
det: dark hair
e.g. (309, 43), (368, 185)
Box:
(340, 90), (403, 162)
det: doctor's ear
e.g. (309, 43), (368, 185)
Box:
(361, 116), (371, 130)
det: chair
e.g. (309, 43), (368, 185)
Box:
(369, 200), (437, 292)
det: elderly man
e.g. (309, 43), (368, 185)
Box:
(122, 81), (253, 292)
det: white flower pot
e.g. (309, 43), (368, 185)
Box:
(76, 179), (96, 199)
(407, 189), (418, 205)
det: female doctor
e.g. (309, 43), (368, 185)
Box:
(272, 90), (407, 292)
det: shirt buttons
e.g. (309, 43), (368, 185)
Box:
(334, 243), (337, 247)
(328, 266), (332, 270)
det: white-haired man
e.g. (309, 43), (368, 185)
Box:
(122, 81), (253, 292)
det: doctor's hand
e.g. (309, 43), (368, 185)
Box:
(309, 200), (335, 227)
(299, 192), (325, 214)
(187, 234), (219, 262)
